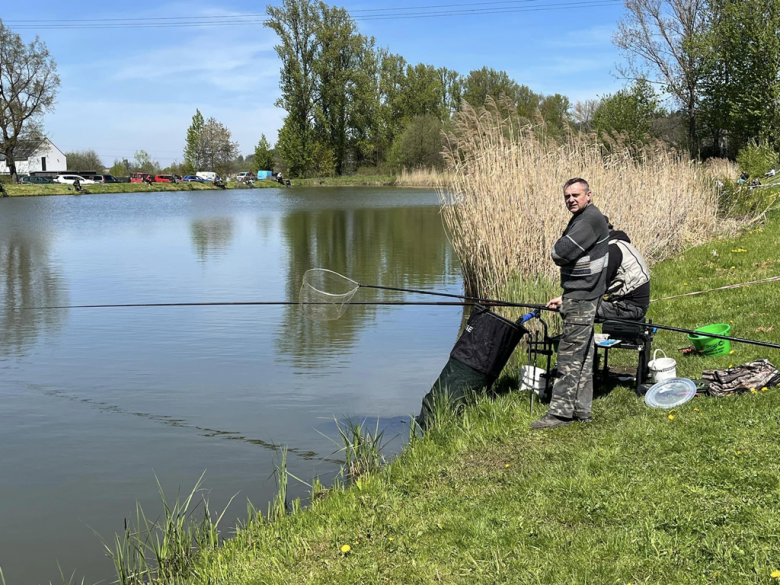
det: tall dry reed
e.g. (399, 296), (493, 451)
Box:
(440, 100), (724, 301)
(395, 167), (452, 188)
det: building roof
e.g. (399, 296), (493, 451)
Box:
(0, 139), (54, 162)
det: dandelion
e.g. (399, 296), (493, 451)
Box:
(729, 350), (736, 355)
(730, 266), (735, 269)
(340, 544), (351, 554)
(751, 388), (758, 394)
(505, 463), (510, 468)
(694, 408), (700, 412)
(771, 569), (780, 578)
(668, 414), (675, 420)
(388, 537), (394, 541)
(762, 387), (768, 391)
(737, 451), (742, 455)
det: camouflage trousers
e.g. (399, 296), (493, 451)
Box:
(548, 297), (598, 419)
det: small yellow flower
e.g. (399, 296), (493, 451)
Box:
(771, 569), (780, 578)
(751, 388), (759, 394)
(729, 364), (734, 368)
(762, 387), (768, 391)
(668, 414), (675, 420)
(729, 350), (735, 355)
(737, 451), (742, 455)
(388, 537), (394, 541)
(694, 408), (700, 412)
(730, 265), (735, 269)
(340, 544), (351, 554)
(505, 463), (510, 468)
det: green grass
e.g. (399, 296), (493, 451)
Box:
(118, 211), (780, 585)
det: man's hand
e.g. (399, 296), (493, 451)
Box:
(547, 296), (563, 310)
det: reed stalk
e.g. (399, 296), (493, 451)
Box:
(440, 99), (731, 302)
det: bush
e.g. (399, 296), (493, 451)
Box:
(717, 177), (778, 218)
(389, 115), (444, 171)
(736, 139), (779, 179)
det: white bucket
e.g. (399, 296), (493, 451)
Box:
(519, 365), (547, 395)
(648, 349), (677, 383)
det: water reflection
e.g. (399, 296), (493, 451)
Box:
(0, 231), (67, 357)
(190, 217), (235, 262)
(276, 207), (459, 367)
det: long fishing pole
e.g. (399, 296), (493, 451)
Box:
(600, 316), (780, 350)
(17, 300), (512, 310)
(358, 283), (554, 312)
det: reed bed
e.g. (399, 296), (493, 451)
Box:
(440, 100), (728, 302)
(395, 167), (452, 188)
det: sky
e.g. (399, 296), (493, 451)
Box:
(2, 0), (628, 167)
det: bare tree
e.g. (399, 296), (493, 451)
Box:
(613, 0), (709, 155)
(199, 118), (239, 178)
(572, 99), (600, 131)
(0, 21), (60, 182)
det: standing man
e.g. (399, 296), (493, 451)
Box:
(531, 178), (609, 429)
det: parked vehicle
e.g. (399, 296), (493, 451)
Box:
(182, 175), (205, 182)
(196, 171), (220, 183)
(54, 174), (95, 185)
(91, 174), (119, 183)
(236, 172), (256, 182)
(130, 172), (154, 183)
(19, 175), (55, 184)
(154, 174), (178, 183)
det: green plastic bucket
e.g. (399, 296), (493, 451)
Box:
(687, 323), (731, 357)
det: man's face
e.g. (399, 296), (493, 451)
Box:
(563, 183), (591, 214)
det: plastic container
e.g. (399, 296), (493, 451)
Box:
(645, 377), (697, 409)
(687, 323), (731, 356)
(519, 365), (547, 395)
(648, 349), (677, 383)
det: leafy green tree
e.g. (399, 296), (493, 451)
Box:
(265, 0), (319, 177)
(0, 21), (60, 182)
(461, 67), (520, 108)
(253, 134), (275, 172)
(65, 149), (103, 171)
(516, 85), (543, 120)
(702, 0), (780, 155)
(389, 115), (444, 170)
(397, 63), (447, 120)
(110, 159), (130, 177)
(133, 150), (158, 174)
(593, 80), (660, 145)
(183, 109), (205, 173)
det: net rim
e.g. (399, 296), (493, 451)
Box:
(301, 268), (359, 298)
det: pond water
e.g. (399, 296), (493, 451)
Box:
(0, 188), (463, 584)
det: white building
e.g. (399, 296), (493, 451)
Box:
(0, 138), (67, 175)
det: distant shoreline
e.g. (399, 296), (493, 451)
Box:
(0, 172), (445, 197)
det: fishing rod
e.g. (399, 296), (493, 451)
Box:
(356, 283), (554, 312)
(17, 300), (516, 310)
(600, 316), (780, 351)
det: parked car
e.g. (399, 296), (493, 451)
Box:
(236, 172), (256, 182)
(19, 175), (55, 184)
(91, 174), (119, 183)
(196, 171), (220, 183)
(182, 175), (205, 182)
(130, 172), (154, 183)
(154, 174), (178, 183)
(54, 174), (95, 185)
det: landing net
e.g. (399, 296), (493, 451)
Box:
(299, 269), (360, 321)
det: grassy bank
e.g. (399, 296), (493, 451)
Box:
(88, 211), (780, 585)
(1, 181), (280, 197)
(291, 175), (397, 187)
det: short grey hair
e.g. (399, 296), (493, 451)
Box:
(563, 178), (590, 193)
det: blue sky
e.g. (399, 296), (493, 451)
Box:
(3, 0), (628, 167)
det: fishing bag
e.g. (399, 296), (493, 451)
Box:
(417, 305), (528, 429)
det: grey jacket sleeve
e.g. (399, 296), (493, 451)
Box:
(551, 221), (597, 266)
